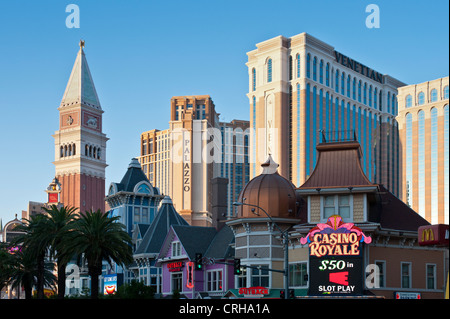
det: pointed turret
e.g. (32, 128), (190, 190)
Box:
(60, 40), (101, 109)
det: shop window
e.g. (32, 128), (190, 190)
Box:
(171, 272), (183, 293)
(251, 265), (269, 287)
(289, 262), (308, 287)
(207, 270), (223, 292)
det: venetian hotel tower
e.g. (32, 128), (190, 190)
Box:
(52, 41), (108, 213)
(247, 33), (405, 196)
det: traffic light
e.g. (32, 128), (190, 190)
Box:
(279, 290), (285, 299)
(233, 258), (241, 275)
(289, 289), (295, 299)
(195, 253), (203, 270)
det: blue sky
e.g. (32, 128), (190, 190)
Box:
(0, 0), (448, 224)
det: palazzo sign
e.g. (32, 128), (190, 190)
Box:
(334, 51), (384, 84)
(301, 215), (372, 296)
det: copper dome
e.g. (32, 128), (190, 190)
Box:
(236, 156), (298, 219)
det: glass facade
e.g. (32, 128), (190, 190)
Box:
(430, 108), (438, 223)
(405, 113), (413, 207)
(418, 110), (425, 218)
(445, 105), (449, 223)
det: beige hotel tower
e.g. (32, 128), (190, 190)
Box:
(396, 76), (449, 224)
(139, 96), (249, 226)
(247, 33), (406, 196)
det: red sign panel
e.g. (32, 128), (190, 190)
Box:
(167, 261), (184, 272)
(48, 193), (59, 203)
(238, 286), (269, 296)
(418, 224), (449, 246)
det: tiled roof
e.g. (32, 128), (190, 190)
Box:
(300, 141), (373, 189)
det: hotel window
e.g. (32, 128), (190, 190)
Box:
(401, 262), (411, 288)
(363, 83), (367, 105)
(347, 75), (351, 97)
(374, 88), (378, 109)
(369, 85), (372, 107)
(252, 68), (256, 91)
(289, 56), (292, 80)
(353, 78), (356, 100)
(358, 80), (362, 102)
(430, 89), (438, 102)
(207, 270), (223, 292)
(445, 105), (449, 222)
(341, 72), (345, 95)
(267, 58), (272, 83)
(289, 262), (308, 287)
(418, 92), (425, 105)
(313, 57), (317, 81)
(306, 54), (311, 78)
(171, 241), (182, 257)
(431, 107), (438, 223)
(322, 195), (351, 220)
(325, 62), (330, 86)
(387, 92), (390, 114)
(296, 54), (301, 78)
(319, 59), (323, 84)
(405, 94), (412, 108)
(444, 86), (449, 99)
(251, 265), (269, 287)
(335, 70), (339, 93)
(426, 264), (436, 289)
(418, 110), (425, 218)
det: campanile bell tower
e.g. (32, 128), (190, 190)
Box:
(52, 41), (108, 213)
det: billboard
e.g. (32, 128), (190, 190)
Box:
(300, 215), (372, 296)
(418, 224), (449, 246)
(103, 274), (119, 295)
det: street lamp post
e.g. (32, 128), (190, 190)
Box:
(233, 201), (290, 299)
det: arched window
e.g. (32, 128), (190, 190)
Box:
(319, 59), (324, 84)
(374, 88), (378, 109)
(93, 147), (97, 159)
(369, 85), (372, 107)
(406, 94), (412, 108)
(64, 145), (68, 157)
(353, 78), (356, 100)
(335, 70), (339, 93)
(252, 68), (256, 91)
(289, 56), (292, 81)
(363, 83), (367, 105)
(306, 54), (311, 78)
(97, 148), (101, 159)
(341, 72), (345, 95)
(325, 63), (330, 86)
(444, 86), (449, 99)
(430, 89), (438, 102)
(60, 146), (64, 158)
(405, 112), (413, 206)
(85, 144), (89, 156)
(73, 143), (76, 156)
(89, 145), (92, 157)
(267, 58), (272, 83)
(358, 80), (362, 102)
(418, 92), (425, 105)
(68, 144), (72, 156)
(347, 75), (351, 98)
(296, 54), (301, 78)
(313, 57), (317, 81)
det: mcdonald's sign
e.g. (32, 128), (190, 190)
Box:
(418, 225), (449, 246)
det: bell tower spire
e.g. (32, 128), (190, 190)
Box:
(52, 41), (108, 213)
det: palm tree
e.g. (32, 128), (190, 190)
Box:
(9, 247), (57, 299)
(43, 205), (78, 299)
(67, 210), (133, 299)
(12, 214), (52, 299)
(0, 243), (15, 293)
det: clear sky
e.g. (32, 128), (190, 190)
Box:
(0, 0), (448, 224)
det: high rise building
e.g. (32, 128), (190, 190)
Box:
(52, 41), (108, 213)
(138, 95), (249, 226)
(396, 76), (449, 224)
(246, 33), (405, 196)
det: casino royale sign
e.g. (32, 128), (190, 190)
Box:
(301, 215), (372, 296)
(334, 51), (384, 84)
